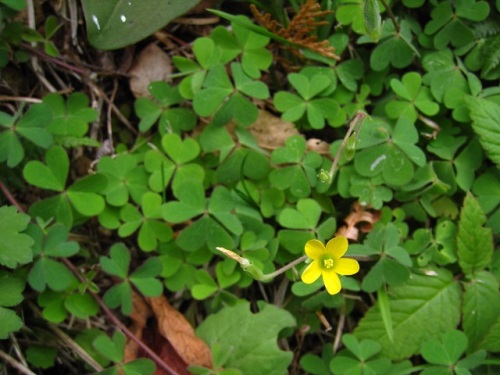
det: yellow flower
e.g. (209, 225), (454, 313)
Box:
(301, 236), (360, 295)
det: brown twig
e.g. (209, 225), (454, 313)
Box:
(0, 349), (36, 375)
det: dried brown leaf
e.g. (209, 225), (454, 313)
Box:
(249, 110), (299, 150)
(147, 296), (213, 369)
(336, 202), (380, 241)
(124, 292), (152, 363)
(128, 43), (172, 98)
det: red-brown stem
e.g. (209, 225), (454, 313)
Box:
(0, 179), (24, 212)
(60, 258), (179, 375)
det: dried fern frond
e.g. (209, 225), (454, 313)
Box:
(250, 0), (340, 61)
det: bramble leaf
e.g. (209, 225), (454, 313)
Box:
(355, 269), (461, 360)
(457, 193), (493, 275)
(197, 301), (296, 375)
(0, 206), (33, 268)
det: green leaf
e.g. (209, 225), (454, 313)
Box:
(463, 271), (500, 351)
(355, 269), (462, 360)
(26, 346), (57, 369)
(278, 199), (321, 230)
(67, 173), (107, 216)
(0, 306), (24, 339)
(0, 206), (33, 268)
(130, 258), (163, 296)
(82, 0), (200, 49)
(23, 146), (68, 191)
(196, 301), (296, 375)
(100, 243), (130, 279)
(457, 192), (493, 275)
(98, 154), (149, 206)
(92, 331), (125, 363)
(421, 330), (467, 366)
(370, 21), (416, 71)
(466, 96), (500, 165)
(0, 103), (53, 167)
(162, 133), (200, 164)
(162, 181), (206, 223)
(44, 93), (97, 137)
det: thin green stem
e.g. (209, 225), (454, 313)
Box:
(260, 255), (308, 281)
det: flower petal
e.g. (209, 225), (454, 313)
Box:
(322, 271), (341, 295)
(304, 239), (326, 260)
(325, 236), (348, 259)
(301, 261), (322, 284)
(334, 258), (360, 275)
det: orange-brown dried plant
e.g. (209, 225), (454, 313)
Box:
(250, 0), (340, 61)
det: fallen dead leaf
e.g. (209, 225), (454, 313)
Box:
(124, 292), (152, 363)
(128, 43), (172, 98)
(306, 138), (331, 155)
(248, 110), (300, 150)
(147, 295), (213, 369)
(336, 202), (380, 241)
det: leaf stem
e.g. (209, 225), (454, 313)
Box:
(328, 112), (366, 182)
(379, 0), (400, 33)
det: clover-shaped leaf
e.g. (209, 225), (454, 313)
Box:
(43, 93), (97, 137)
(118, 192), (173, 252)
(386, 72), (439, 123)
(162, 182), (241, 252)
(92, 332), (156, 375)
(350, 223), (411, 292)
(24, 146), (107, 227)
(194, 63), (268, 127)
(424, 0), (489, 50)
(421, 330), (486, 374)
(422, 50), (468, 103)
(97, 153), (149, 206)
(369, 21), (417, 71)
(100, 243), (162, 315)
(0, 103), (52, 167)
(274, 72), (339, 129)
(330, 334), (392, 375)
(354, 118), (424, 186)
(26, 223), (79, 292)
(269, 136), (323, 198)
(211, 18), (272, 78)
(135, 81), (196, 133)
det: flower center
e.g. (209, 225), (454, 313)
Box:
(323, 257), (335, 269)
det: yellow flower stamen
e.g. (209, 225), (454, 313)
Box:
(301, 236), (360, 295)
(323, 258), (335, 269)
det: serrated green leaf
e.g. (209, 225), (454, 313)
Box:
(463, 271), (500, 351)
(197, 301), (295, 375)
(457, 193), (493, 275)
(466, 96), (500, 165)
(355, 269), (462, 360)
(0, 206), (33, 268)
(0, 306), (24, 339)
